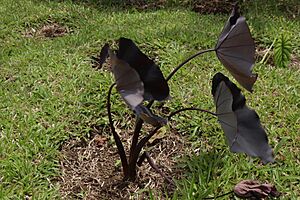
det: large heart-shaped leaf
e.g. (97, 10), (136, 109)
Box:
(215, 5), (257, 92)
(212, 72), (274, 164)
(108, 44), (167, 127)
(117, 37), (169, 101)
(109, 49), (144, 109)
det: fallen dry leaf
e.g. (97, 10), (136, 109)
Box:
(234, 179), (281, 199)
(93, 135), (108, 147)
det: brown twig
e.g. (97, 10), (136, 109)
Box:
(145, 152), (175, 185)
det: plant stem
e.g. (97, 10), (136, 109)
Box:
(128, 101), (153, 171)
(166, 48), (215, 81)
(137, 151), (147, 166)
(145, 152), (175, 185)
(127, 106), (216, 181)
(203, 191), (234, 199)
(130, 107), (214, 180)
(137, 107), (216, 149)
(129, 49), (214, 157)
(128, 126), (161, 180)
(107, 83), (128, 177)
(129, 118), (144, 161)
(133, 107), (216, 167)
(126, 119), (144, 180)
(168, 107), (217, 120)
(127, 49), (215, 181)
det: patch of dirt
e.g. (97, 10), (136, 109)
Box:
(91, 55), (112, 72)
(58, 127), (187, 199)
(24, 23), (69, 38)
(276, 0), (300, 19)
(192, 0), (237, 14)
(255, 45), (274, 65)
(104, 0), (236, 13)
(289, 54), (300, 70)
(128, 0), (166, 10)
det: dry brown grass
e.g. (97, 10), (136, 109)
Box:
(58, 127), (188, 199)
(24, 23), (69, 38)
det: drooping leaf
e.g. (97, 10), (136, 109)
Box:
(117, 37), (169, 101)
(108, 45), (167, 127)
(212, 72), (274, 164)
(109, 48), (144, 109)
(215, 5), (257, 92)
(91, 43), (109, 70)
(274, 33), (292, 68)
(234, 180), (281, 198)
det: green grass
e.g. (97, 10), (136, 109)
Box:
(0, 0), (299, 199)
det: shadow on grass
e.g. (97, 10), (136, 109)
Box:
(33, 0), (299, 19)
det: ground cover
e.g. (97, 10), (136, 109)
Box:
(0, 0), (299, 199)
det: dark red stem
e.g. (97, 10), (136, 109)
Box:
(107, 83), (128, 177)
(127, 49), (215, 180)
(131, 107), (216, 172)
(168, 107), (217, 120)
(129, 49), (215, 161)
(166, 48), (215, 81)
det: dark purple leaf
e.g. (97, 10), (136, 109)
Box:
(215, 5), (257, 92)
(117, 37), (169, 101)
(109, 48), (144, 109)
(212, 73), (274, 164)
(91, 43), (109, 70)
(109, 47), (167, 127)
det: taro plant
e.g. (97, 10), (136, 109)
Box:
(274, 32), (292, 68)
(93, 4), (274, 183)
(259, 32), (292, 68)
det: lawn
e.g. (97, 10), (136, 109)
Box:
(0, 0), (299, 199)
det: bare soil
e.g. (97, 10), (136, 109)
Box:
(192, 0), (236, 14)
(58, 127), (188, 199)
(24, 23), (69, 38)
(113, 0), (236, 14)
